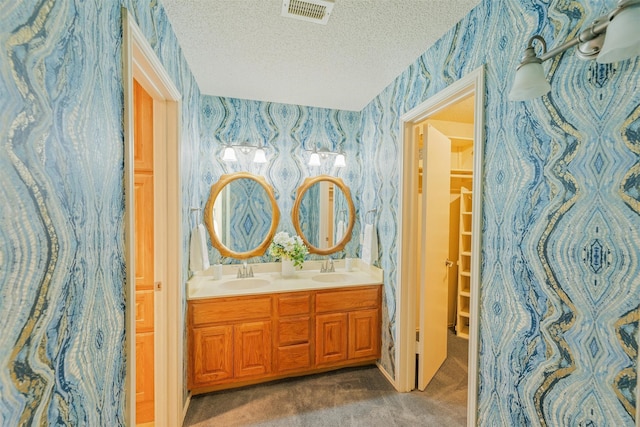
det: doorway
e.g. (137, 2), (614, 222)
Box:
(123, 9), (184, 427)
(396, 67), (484, 426)
(133, 78), (156, 425)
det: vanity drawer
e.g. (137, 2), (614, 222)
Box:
(315, 286), (380, 313)
(275, 343), (311, 372)
(277, 317), (310, 346)
(190, 296), (272, 326)
(277, 293), (311, 316)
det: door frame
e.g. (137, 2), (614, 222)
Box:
(122, 9), (184, 426)
(395, 66), (484, 425)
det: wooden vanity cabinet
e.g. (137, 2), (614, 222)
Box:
(188, 285), (381, 393)
(188, 295), (272, 389)
(315, 287), (380, 367)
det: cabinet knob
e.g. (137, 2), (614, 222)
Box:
(445, 259), (454, 267)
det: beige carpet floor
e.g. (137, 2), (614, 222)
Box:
(184, 331), (468, 427)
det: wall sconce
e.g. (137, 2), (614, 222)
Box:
(509, 0), (640, 101)
(221, 143), (268, 163)
(307, 146), (346, 167)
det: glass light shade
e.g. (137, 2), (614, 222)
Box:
(508, 61), (551, 101)
(334, 153), (346, 167)
(309, 152), (321, 166)
(253, 148), (267, 163)
(222, 146), (237, 161)
(596, 6), (640, 63)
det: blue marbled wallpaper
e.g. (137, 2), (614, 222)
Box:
(199, 96), (363, 263)
(2, 0), (639, 424)
(359, 0), (639, 425)
(0, 0), (200, 424)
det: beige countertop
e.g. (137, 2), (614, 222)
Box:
(187, 259), (383, 300)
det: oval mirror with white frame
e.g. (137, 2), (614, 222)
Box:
(204, 172), (280, 259)
(292, 175), (355, 255)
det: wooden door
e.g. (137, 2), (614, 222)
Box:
(418, 124), (451, 391)
(134, 79), (155, 423)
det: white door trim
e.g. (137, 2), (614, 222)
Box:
(122, 9), (184, 427)
(395, 66), (484, 426)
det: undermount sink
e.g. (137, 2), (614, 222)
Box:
(220, 278), (271, 289)
(311, 273), (351, 283)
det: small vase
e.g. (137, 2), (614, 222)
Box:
(281, 259), (295, 277)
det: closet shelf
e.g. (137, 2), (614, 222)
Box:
(456, 186), (473, 339)
(450, 169), (473, 180)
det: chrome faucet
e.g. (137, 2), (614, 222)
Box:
(320, 257), (335, 273)
(237, 262), (254, 278)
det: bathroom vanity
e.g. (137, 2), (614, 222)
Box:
(190, 172), (381, 394)
(186, 261), (382, 394)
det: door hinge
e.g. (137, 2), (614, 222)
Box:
(155, 281), (162, 290)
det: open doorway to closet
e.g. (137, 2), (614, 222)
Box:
(396, 67), (484, 425)
(414, 96), (474, 387)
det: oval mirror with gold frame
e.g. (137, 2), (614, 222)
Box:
(204, 172), (280, 259)
(292, 175), (355, 255)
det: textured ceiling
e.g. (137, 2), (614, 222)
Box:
(161, 0), (481, 111)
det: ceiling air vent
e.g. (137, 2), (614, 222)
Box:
(281, 0), (334, 25)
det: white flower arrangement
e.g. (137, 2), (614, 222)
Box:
(268, 231), (308, 267)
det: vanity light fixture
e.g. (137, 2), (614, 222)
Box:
(221, 142), (268, 163)
(509, 0), (640, 101)
(306, 146), (346, 167)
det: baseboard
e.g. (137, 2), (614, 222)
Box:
(182, 393), (191, 424)
(376, 361), (400, 391)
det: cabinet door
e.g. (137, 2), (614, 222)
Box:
(191, 325), (233, 386)
(315, 313), (348, 366)
(234, 321), (272, 378)
(348, 309), (380, 360)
